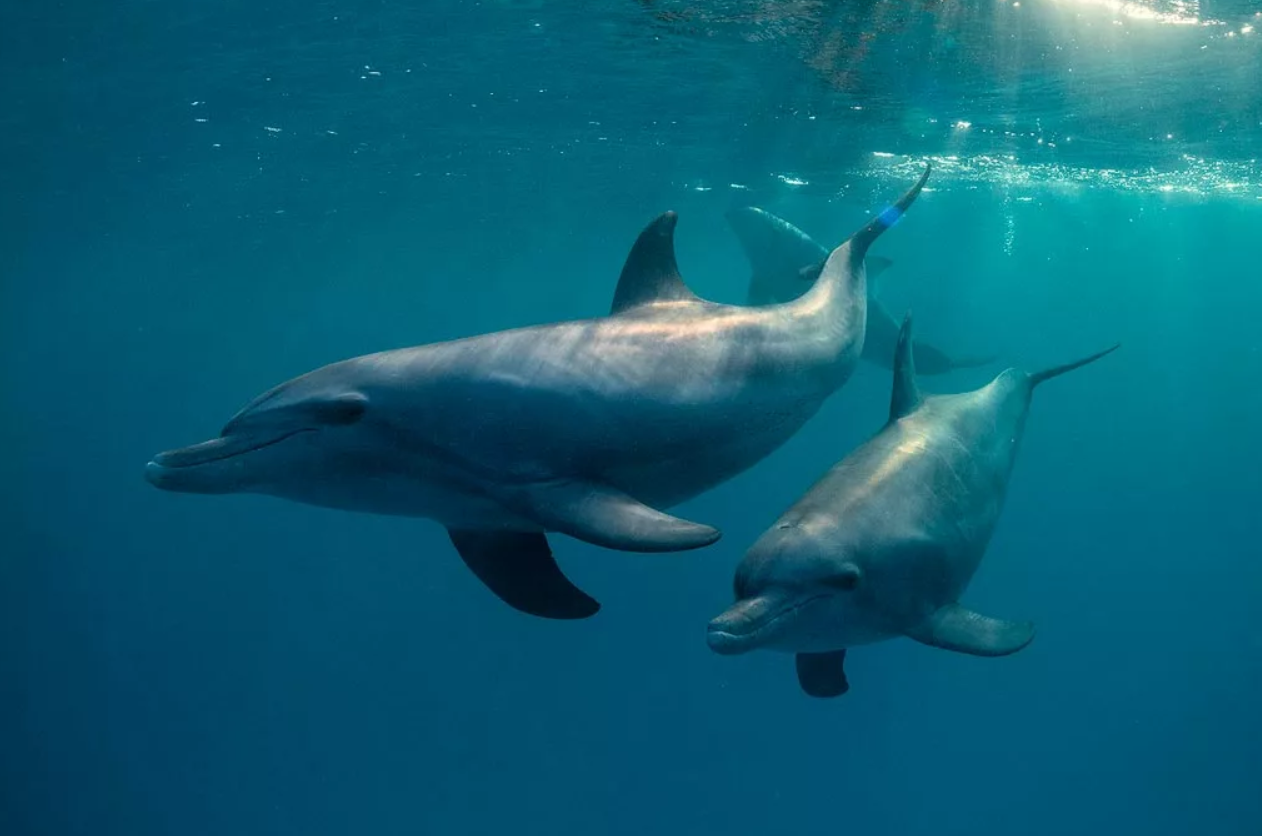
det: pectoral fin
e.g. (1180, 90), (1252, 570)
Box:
(448, 529), (600, 620)
(503, 480), (721, 553)
(906, 603), (1034, 657)
(795, 650), (850, 698)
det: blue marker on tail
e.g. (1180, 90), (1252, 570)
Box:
(847, 163), (932, 267)
(877, 204), (905, 228)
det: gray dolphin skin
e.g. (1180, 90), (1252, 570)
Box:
(145, 166), (933, 622)
(707, 314), (1118, 698)
(726, 205), (994, 375)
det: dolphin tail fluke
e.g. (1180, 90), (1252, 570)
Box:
(944, 353), (1000, 372)
(448, 529), (600, 620)
(503, 480), (721, 553)
(864, 299), (994, 377)
(866, 255), (895, 285)
(1028, 343), (1121, 388)
(906, 603), (1035, 657)
(725, 207), (829, 306)
(913, 342), (1000, 376)
(795, 650), (851, 698)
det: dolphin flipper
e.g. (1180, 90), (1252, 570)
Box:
(907, 603), (1035, 657)
(448, 529), (600, 620)
(505, 480), (721, 553)
(795, 651), (850, 698)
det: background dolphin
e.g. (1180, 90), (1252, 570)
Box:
(707, 314), (1118, 698)
(726, 205), (995, 375)
(146, 167), (932, 622)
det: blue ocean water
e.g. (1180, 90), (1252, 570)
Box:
(3, 1), (1261, 835)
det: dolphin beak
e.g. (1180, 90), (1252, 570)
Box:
(706, 595), (785, 656)
(707, 591), (832, 655)
(144, 429), (308, 493)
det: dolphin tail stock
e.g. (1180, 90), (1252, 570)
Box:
(1028, 343), (1121, 388)
(845, 163), (932, 267)
(807, 164), (931, 304)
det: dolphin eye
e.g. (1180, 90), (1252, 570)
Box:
(311, 393), (368, 426)
(821, 566), (861, 592)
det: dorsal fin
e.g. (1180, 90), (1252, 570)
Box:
(889, 312), (922, 422)
(610, 212), (697, 314)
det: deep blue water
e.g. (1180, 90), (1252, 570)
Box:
(4, 2), (1262, 835)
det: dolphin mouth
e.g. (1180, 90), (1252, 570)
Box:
(144, 429), (311, 493)
(706, 593), (829, 656)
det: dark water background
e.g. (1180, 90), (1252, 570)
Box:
(3, 2), (1261, 835)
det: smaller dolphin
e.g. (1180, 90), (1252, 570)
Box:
(707, 315), (1118, 698)
(726, 206), (993, 375)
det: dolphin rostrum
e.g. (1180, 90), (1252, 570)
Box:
(145, 167), (933, 621)
(726, 205), (994, 375)
(707, 314), (1118, 697)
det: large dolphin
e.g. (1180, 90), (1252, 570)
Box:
(145, 167), (932, 621)
(726, 205), (993, 375)
(707, 314), (1118, 697)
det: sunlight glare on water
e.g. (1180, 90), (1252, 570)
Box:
(1047, 0), (1215, 26)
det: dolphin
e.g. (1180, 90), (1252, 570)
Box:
(707, 314), (1118, 697)
(145, 166), (933, 621)
(726, 205), (994, 375)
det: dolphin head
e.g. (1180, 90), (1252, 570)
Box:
(145, 369), (369, 495)
(707, 510), (964, 656)
(706, 521), (896, 656)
